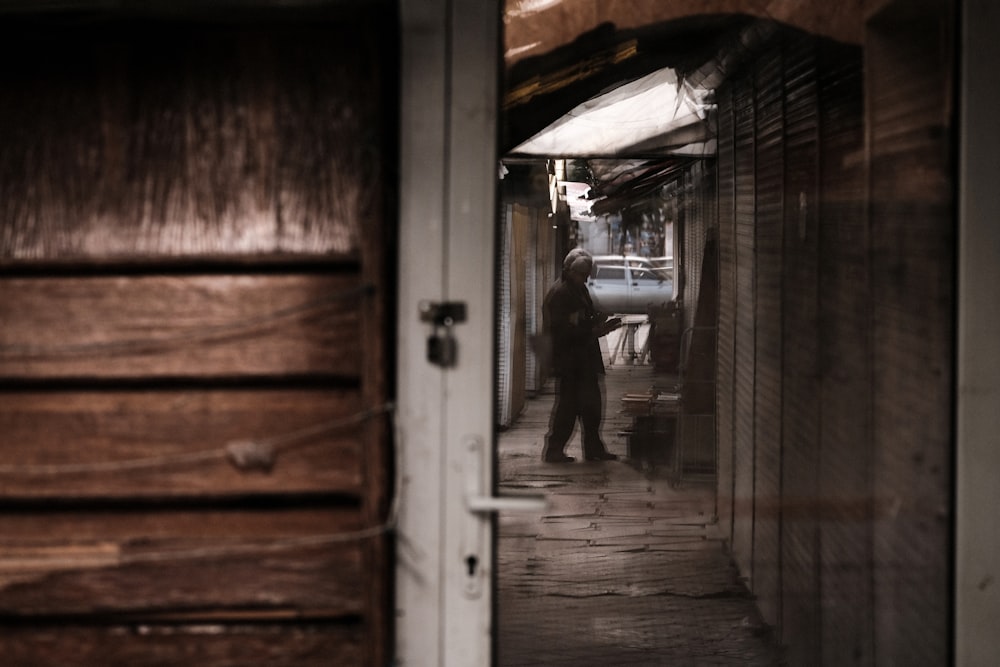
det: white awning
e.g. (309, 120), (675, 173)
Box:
(509, 66), (715, 158)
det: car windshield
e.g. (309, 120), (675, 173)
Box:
(632, 267), (669, 284)
(591, 265), (627, 281)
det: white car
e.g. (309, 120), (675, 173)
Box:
(592, 254), (672, 279)
(587, 261), (673, 314)
(648, 256), (674, 271)
(592, 254), (657, 270)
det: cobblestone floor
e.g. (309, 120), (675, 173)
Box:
(496, 360), (786, 666)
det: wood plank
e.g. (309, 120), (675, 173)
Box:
(0, 274), (363, 379)
(0, 24), (382, 265)
(0, 507), (362, 542)
(0, 623), (363, 667)
(0, 389), (375, 500)
(0, 508), (370, 616)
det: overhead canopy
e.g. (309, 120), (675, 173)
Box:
(500, 12), (784, 207)
(508, 65), (716, 158)
(586, 158), (692, 216)
(501, 14), (753, 154)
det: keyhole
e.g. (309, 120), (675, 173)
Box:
(465, 554), (478, 577)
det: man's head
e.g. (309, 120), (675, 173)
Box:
(562, 248), (593, 286)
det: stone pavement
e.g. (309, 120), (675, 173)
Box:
(495, 352), (786, 666)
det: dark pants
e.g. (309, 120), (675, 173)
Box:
(543, 370), (607, 459)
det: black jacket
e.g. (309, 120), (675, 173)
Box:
(542, 275), (605, 377)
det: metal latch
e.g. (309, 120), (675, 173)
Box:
(420, 301), (467, 367)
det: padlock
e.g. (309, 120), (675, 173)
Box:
(421, 301), (466, 368)
(428, 330), (458, 367)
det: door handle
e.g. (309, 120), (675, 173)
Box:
(464, 436), (547, 514)
(460, 436), (547, 599)
(467, 494), (547, 513)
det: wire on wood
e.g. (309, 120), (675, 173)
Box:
(0, 402), (394, 477)
(0, 283), (375, 361)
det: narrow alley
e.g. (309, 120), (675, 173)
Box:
(496, 329), (785, 666)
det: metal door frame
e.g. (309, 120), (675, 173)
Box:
(956, 0), (1000, 663)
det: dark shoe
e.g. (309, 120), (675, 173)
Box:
(585, 451), (619, 462)
(542, 453), (576, 463)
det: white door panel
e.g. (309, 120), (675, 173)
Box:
(396, 1), (499, 665)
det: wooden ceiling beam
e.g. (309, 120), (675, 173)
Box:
(504, 0), (867, 72)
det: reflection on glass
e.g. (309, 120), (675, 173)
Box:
(497, 6), (955, 665)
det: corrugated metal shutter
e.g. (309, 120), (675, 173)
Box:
(816, 38), (871, 666)
(752, 39), (784, 627)
(678, 160), (718, 477)
(684, 166), (703, 335)
(509, 205), (529, 421)
(525, 226), (540, 395)
(497, 201), (534, 426)
(778, 29), (823, 665)
(713, 18), (953, 663)
(715, 84), (737, 543)
(731, 70), (756, 578)
(682, 159), (717, 326)
(497, 204), (514, 428)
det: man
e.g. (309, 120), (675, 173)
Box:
(541, 249), (622, 463)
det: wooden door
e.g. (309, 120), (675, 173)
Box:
(0, 11), (394, 666)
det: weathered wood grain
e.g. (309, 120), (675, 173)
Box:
(0, 23), (381, 264)
(0, 274), (363, 380)
(0, 14), (393, 664)
(0, 508), (369, 617)
(0, 544), (363, 616)
(0, 623), (364, 667)
(0, 388), (375, 499)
